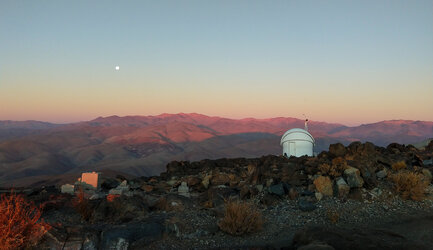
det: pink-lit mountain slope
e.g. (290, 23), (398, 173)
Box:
(0, 114), (431, 186)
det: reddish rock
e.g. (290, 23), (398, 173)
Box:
(106, 194), (120, 202)
(141, 185), (154, 193)
(313, 176), (333, 196)
(289, 188), (299, 200)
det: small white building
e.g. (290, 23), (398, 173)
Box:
(280, 121), (315, 157)
(77, 172), (100, 189)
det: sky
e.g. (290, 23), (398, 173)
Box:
(0, 0), (432, 126)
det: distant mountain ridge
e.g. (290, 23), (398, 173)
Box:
(0, 113), (432, 187)
(0, 120), (61, 141)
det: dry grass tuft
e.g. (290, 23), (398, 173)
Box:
(218, 200), (263, 236)
(318, 163), (331, 175)
(392, 161), (407, 171)
(72, 188), (93, 221)
(327, 208), (340, 224)
(0, 192), (50, 249)
(389, 171), (429, 201)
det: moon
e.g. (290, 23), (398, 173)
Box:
(115, 66), (120, 71)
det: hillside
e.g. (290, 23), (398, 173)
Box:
(12, 141), (433, 249)
(0, 113), (432, 186)
(0, 120), (60, 141)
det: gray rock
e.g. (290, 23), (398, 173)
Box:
(269, 183), (285, 196)
(315, 192), (323, 201)
(335, 177), (350, 198)
(109, 181), (130, 195)
(61, 184), (75, 194)
(344, 167), (364, 188)
(282, 182), (291, 193)
(82, 233), (99, 250)
(376, 169), (387, 179)
(423, 159), (433, 166)
(298, 199), (317, 212)
(370, 187), (383, 198)
(300, 190), (315, 197)
(101, 221), (164, 249)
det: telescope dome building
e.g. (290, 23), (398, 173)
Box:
(280, 127), (315, 157)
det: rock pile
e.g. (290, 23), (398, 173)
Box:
(31, 141), (433, 249)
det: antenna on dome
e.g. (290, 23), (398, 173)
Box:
(303, 114), (309, 131)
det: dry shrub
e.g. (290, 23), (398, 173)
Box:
(318, 158), (347, 177)
(392, 161), (407, 171)
(72, 188), (93, 221)
(330, 157), (348, 176)
(318, 163), (331, 175)
(0, 192), (50, 249)
(202, 200), (213, 208)
(218, 200), (263, 236)
(202, 189), (215, 208)
(389, 171), (428, 201)
(326, 208), (340, 224)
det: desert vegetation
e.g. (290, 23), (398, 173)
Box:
(72, 188), (93, 221)
(2, 141), (432, 249)
(318, 157), (347, 177)
(389, 171), (429, 201)
(218, 200), (263, 236)
(392, 161), (407, 171)
(0, 192), (50, 250)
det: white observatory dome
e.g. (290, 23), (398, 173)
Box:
(280, 128), (315, 157)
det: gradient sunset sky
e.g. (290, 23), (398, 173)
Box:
(1, 1), (432, 126)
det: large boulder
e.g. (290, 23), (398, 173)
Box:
(269, 183), (286, 196)
(313, 176), (333, 196)
(335, 177), (350, 198)
(60, 184), (75, 194)
(344, 167), (364, 188)
(387, 143), (406, 154)
(376, 169), (388, 179)
(329, 143), (347, 157)
(210, 173), (231, 186)
(298, 199), (317, 212)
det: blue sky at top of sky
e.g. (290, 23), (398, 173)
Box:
(0, 0), (432, 126)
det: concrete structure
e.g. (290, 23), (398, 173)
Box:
(78, 172), (100, 189)
(280, 121), (315, 157)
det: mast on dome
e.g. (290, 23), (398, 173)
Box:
(303, 114), (308, 131)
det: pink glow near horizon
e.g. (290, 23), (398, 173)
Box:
(0, 108), (431, 127)
(1, 2), (432, 127)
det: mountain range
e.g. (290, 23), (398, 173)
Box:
(0, 113), (432, 187)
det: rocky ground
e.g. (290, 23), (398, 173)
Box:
(8, 141), (433, 249)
